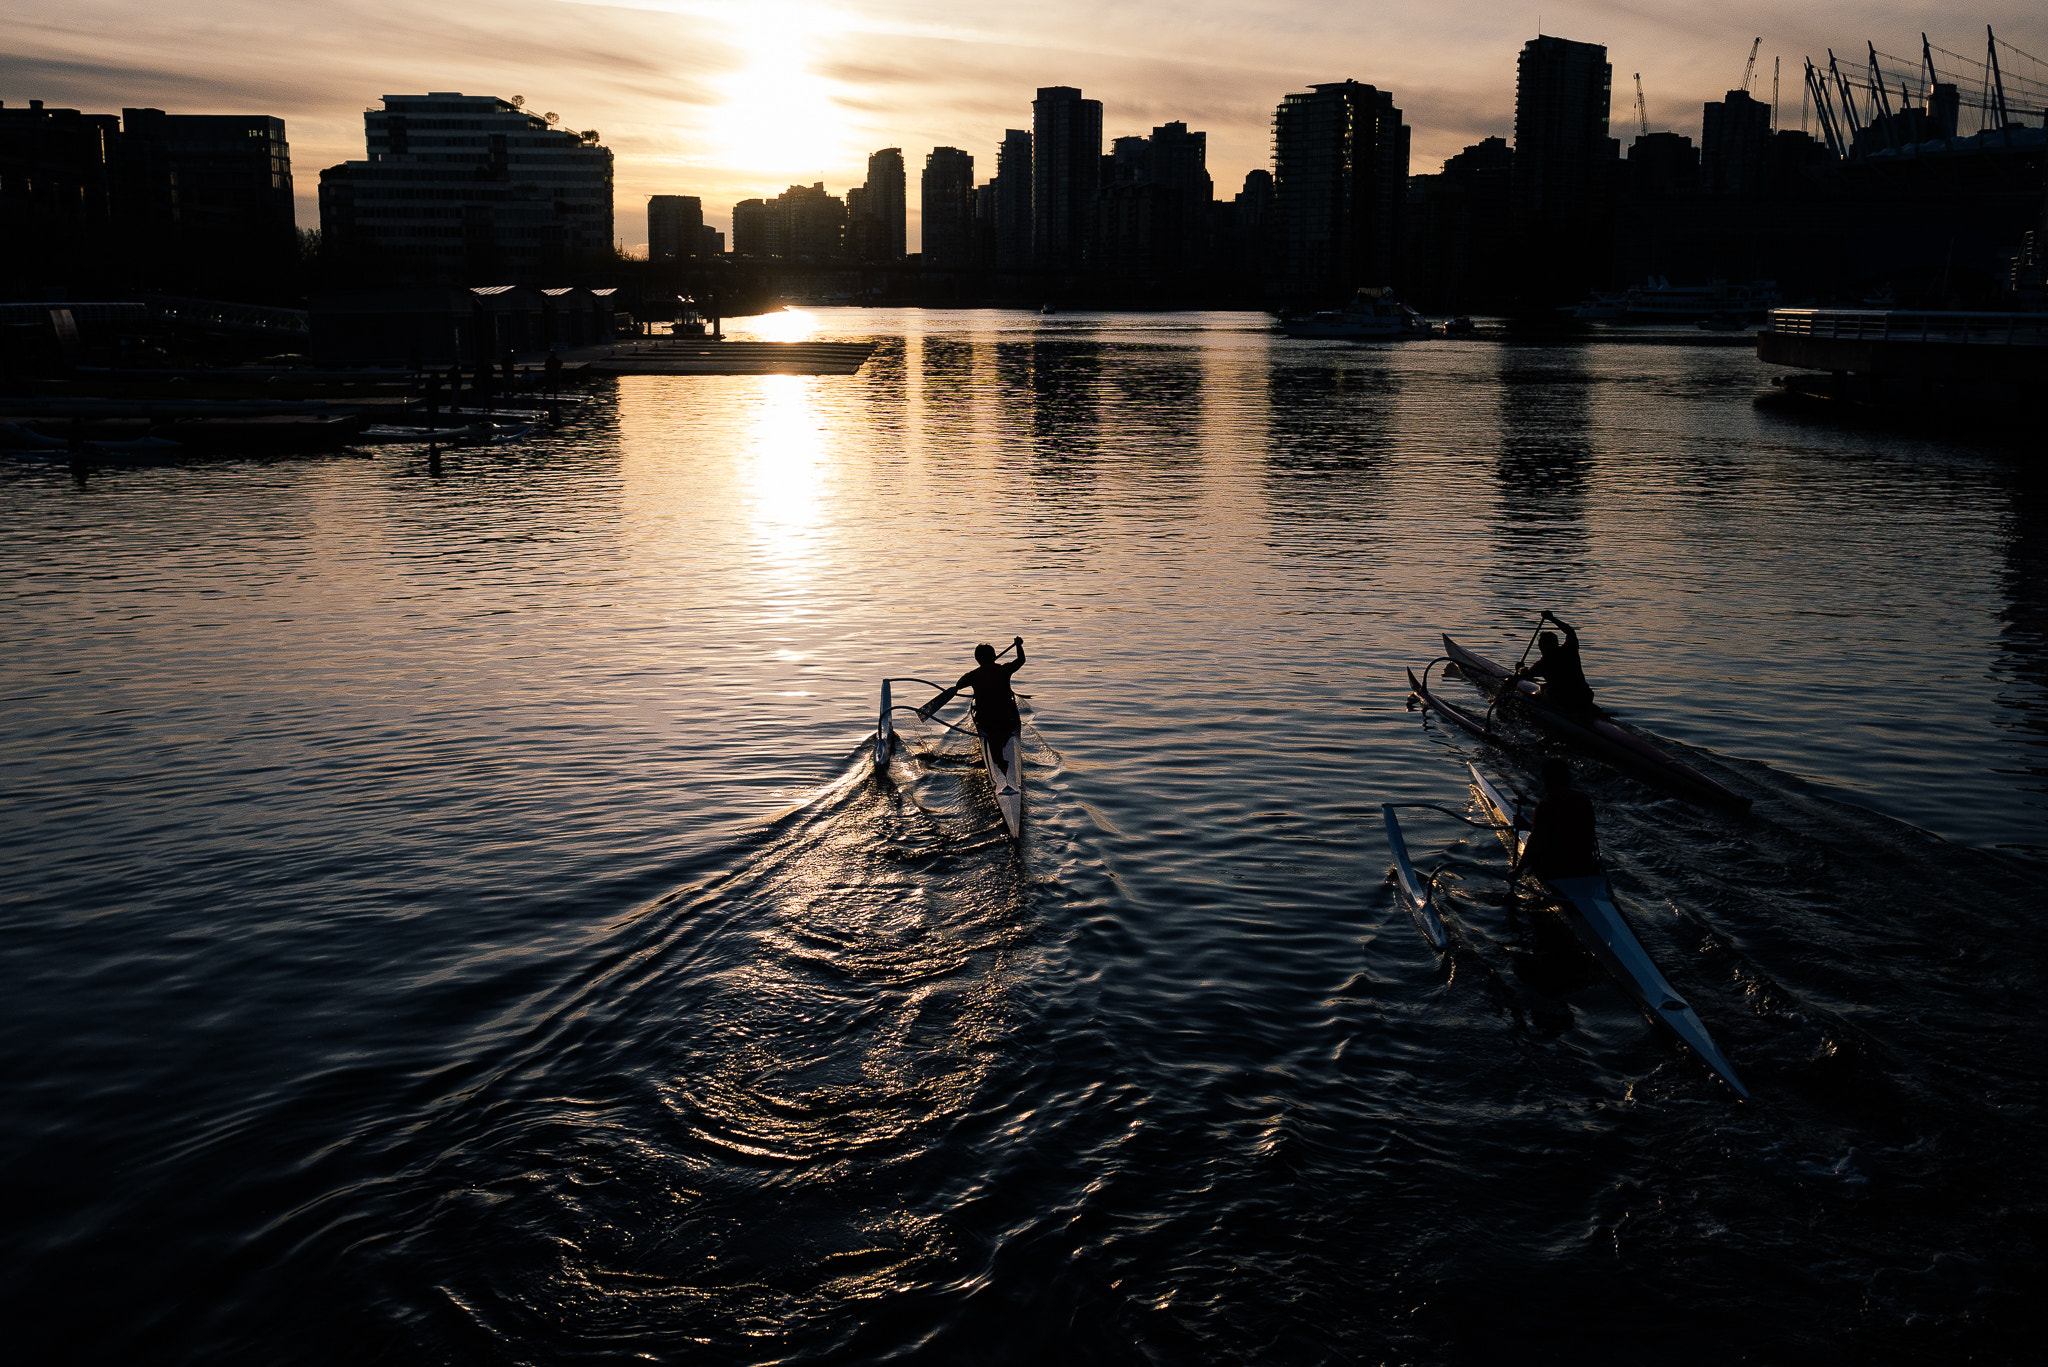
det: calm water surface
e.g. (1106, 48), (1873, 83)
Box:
(3, 310), (2043, 1365)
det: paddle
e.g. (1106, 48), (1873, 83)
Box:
(1483, 614), (1547, 730)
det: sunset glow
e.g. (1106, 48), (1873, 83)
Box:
(708, 2), (852, 179)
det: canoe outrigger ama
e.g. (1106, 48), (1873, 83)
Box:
(873, 673), (1025, 841)
(1438, 633), (1750, 811)
(1381, 768), (1749, 1098)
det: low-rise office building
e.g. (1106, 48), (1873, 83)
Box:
(319, 93), (613, 283)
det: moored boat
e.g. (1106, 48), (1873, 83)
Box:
(1281, 286), (1432, 340)
(1465, 762), (1749, 1097)
(1441, 634), (1750, 811)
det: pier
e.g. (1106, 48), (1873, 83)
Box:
(1757, 307), (2048, 425)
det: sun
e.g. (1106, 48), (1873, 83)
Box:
(710, 2), (851, 177)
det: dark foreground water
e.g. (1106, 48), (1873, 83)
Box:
(3, 311), (2043, 1365)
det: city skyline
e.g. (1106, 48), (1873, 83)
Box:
(8, 0), (2048, 252)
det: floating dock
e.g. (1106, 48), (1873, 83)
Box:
(589, 339), (877, 376)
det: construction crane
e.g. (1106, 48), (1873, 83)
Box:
(1633, 73), (1649, 136)
(1740, 36), (1762, 93)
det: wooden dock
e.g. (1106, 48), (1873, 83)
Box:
(590, 339), (877, 376)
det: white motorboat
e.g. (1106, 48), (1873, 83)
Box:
(1282, 287), (1433, 340)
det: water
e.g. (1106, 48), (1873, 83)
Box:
(3, 311), (2042, 1365)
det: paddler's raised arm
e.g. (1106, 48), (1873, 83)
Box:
(1004, 636), (1026, 672)
(1541, 610), (1579, 643)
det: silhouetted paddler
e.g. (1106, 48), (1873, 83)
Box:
(921, 637), (1027, 749)
(1515, 610), (1595, 712)
(1514, 758), (1601, 881)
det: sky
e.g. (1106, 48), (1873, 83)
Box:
(8, 0), (2046, 253)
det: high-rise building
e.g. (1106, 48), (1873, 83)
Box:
(318, 93), (613, 282)
(648, 194), (704, 259)
(1701, 89), (1771, 196)
(732, 198), (770, 255)
(120, 108), (294, 251)
(1272, 81), (1410, 297)
(1032, 87), (1102, 268)
(0, 101), (123, 271)
(770, 182), (845, 258)
(974, 180), (998, 267)
(847, 147), (905, 261)
(732, 184), (845, 259)
(994, 129), (1032, 268)
(1227, 168), (1277, 276)
(921, 147), (975, 265)
(1094, 120), (1214, 279)
(1626, 131), (1698, 196)
(845, 185), (873, 258)
(1404, 136), (1514, 311)
(0, 99), (295, 291)
(1511, 35), (1616, 303)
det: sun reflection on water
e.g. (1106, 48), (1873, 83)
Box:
(748, 307), (821, 343)
(745, 375), (827, 582)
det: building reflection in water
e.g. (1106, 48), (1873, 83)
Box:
(1262, 357), (1396, 546)
(1490, 347), (1594, 604)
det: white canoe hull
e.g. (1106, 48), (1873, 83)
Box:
(981, 722), (1023, 840)
(1382, 805), (1449, 950)
(1466, 763), (1748, 1098)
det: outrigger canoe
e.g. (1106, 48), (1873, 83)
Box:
(1407, 664), (1499, 743)
(1381, 804), (1450, 950)
(873, 675), (1025, 841)
(1467, 761), (1749, 1098)
(1441, 634), (1750, 811)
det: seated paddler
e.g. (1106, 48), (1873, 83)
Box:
(920, 637), (1027, 751)
(1513, 758), (1603, 883)
(1513, 610), (1596, 712)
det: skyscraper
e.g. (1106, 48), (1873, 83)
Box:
(1094, 121), (1214, 279)
(1701, 89), (1771, 195)
(647, 194), (704, 260)
(994, 129), (1032, 268)
(1626, 131), (1698, 196)
(1404, 136), (1515, 312)
(1032, 87), (1102, 268)
(922, 147), (976, 265)
(1271, 81), (1410, 297)
(1511, 36), (1615, 304)
(860, 147), (905, 260)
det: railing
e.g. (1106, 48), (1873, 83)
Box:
(1766, 309), (2048, 346)
(145, 295), (311, 337)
